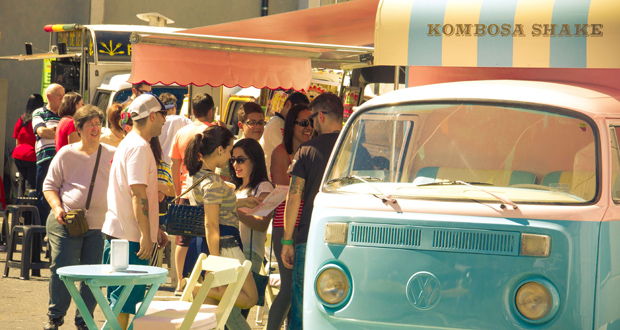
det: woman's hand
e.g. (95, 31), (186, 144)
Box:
(158, 191), (165, 202)
(158, 182), (169, 195)
(157, 228), (169, 249)
(236, 196), (261, 209)
(54, 206), (66, 225)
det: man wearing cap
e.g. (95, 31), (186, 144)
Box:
(101, 93), (169, 330)
(281, 92), (343, 330)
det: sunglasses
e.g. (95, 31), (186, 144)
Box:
(295, 119), (311, 127)
(307, 111), (327, 128)
(229, 156), (249, 165)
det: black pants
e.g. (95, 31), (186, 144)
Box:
(35, 159), (52, 226)
(14, 158), (36, 194)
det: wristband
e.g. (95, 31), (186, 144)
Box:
(281, 238), (294, 245)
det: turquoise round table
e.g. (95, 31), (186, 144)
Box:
(57, 264), (168, 330)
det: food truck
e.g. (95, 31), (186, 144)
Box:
(304, 0), (620, 329)
(0, 23), (187, 114)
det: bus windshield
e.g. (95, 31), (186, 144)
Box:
(325, 103), (598, 204)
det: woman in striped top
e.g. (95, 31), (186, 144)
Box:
(267, 104), (314, 330)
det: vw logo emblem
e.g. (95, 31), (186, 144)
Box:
(406, 272), (441, 310)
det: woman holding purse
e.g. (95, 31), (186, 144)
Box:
(184, 125), (259, 330)
(42, 105), (115, 330)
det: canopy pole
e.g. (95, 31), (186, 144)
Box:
(394, 66), (400, 91)
(80, 27), (87, 99)
(338, 69), (348, 99)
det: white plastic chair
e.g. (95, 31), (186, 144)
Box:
(133, 254), (252, 330)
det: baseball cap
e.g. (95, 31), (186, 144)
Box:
(128, 92), (174, 120)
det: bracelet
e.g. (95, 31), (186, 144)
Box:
(281, 238), (294, 245)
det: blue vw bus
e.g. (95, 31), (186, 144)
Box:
(303, 0), (620, 328)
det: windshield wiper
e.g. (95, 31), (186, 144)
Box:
(326, 175), (383, 185)
(455, 180), (518, 210)
(327, 175), (400, 211)
(416, 180), (493, 187)
(416, 180), (517, 209)
(347, 175), (397, 205)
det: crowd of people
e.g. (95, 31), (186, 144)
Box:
(11, 81), (345, 330)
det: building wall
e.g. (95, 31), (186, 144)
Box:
(101, 0), (300, 27)
(0, 1), (90, 193)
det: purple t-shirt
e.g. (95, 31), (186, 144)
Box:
(43, 143), (116, 229)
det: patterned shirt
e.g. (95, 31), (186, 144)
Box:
(32, 105), (60, 164)
(189, 169), (238, 229)
(157, 160), (173, 187)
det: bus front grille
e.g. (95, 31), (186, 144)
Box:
(432, 229), (518, 255)
(349, 224), (421, 248)
(348, 223), (520, 256)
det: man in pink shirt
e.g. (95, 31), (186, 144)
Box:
(168, 93), (216, 294)
(102, 93), (169, 329)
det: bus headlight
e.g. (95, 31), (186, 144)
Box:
(515, 281), (552, 320)
(315, 265), (351, 307)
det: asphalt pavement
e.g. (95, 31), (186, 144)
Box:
(0, 248), (267, 330)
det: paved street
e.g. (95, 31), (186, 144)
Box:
(0, 248), (267, 330)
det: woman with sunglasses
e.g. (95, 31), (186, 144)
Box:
(230, 138), (273, 269)
(230, 138), (274, 317)
(184, 125), (260, 330)
(266, 104), (313, 330)
(55, 92), (84, 151)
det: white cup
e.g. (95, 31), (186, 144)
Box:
(110, 239), (129, 271)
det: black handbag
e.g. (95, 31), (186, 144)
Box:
(65, 145), (102, 237)
(165, 172), (211, 235)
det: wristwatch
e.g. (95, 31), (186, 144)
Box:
(281, 238), (294, 245)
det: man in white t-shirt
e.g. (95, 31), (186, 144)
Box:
(260, 92), (309, 177)
(102, 93), (169, 330)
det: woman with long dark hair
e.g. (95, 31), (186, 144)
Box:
(266, 104), (313, 330)
(12, 94), (44, 194)
(55, 92), (83, 151)
(184, 125), (259, 330)
(230, 138), (274, 318)
(230, 138), (274, 268)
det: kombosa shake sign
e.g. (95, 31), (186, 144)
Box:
(427, 24), (604, 38)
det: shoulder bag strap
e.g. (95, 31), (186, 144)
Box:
(170, 170), (211, 204)
(85, 145), (102, 211)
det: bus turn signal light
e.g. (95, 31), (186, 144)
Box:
(520, 233), (550, 257)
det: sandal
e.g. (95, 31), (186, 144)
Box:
(174, 278), (187, 296)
